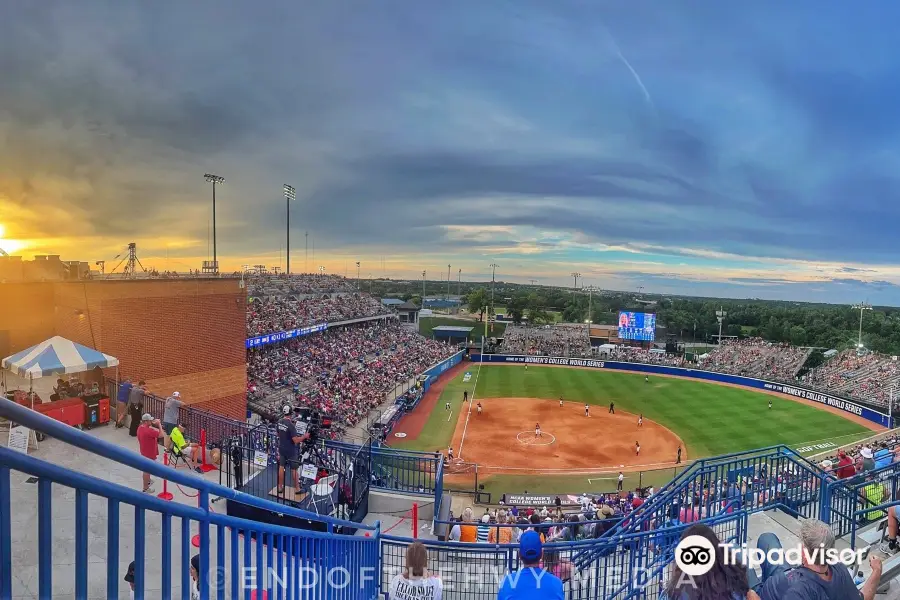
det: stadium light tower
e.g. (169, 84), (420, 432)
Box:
(457, 268), (462, 314)
(571, 272), (581, 291)
(204, 174), (225, 273)
(490, 263), (499, 317)
(715, 307), (727, 344)
(356, 261), (361, 290)
(283, 185), (295, 275)
(422, 270), (426, 305)
(447, 264), (451, 301)
(852, 302), (873, 349)
(584, 285), (599, 324)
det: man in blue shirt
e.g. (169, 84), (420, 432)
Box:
(115, 378), (133, 428)
(497, 530), (564, 599)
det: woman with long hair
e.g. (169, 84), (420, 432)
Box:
(388, 541), (443, 600)
(663, 524), (759, 600)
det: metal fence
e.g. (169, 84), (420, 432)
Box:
(607, 445), (826, 540)
(821, 460), (900, 544)
(0, 397), (381, 600)
(380, 511), (746, 600)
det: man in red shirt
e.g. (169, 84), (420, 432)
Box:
(137, 414), (164, 493)
(836, 450), (856, 480)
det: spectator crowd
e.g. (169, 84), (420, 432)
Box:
(247, 294), (390, 336)
(248, 321), (457, 434)
(697, 337), (809, 380)
(502, 324), (592, 358)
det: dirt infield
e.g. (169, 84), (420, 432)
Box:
(450, 398), (685, 473)
(486, 363), (887, 433)
(391, 360), (470, 440)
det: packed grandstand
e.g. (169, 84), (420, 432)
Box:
(245, 274), (457, 435)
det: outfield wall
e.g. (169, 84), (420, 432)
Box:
(474, 354), (893, 429)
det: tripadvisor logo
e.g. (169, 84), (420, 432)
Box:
(674, 535), (866, 578)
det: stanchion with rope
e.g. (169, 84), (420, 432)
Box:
(412, 502), (418, 540)
(157, 454), (174, 501)
(198, 429), (217, 473)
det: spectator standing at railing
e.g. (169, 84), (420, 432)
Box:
(127, 380), (147, 437)
(497, 530), (564, 600)
(136, 414), (164, 493)
(478, 514), (492, 542)
(388, 541), (443, 600)
(115, 377), (132, 428)
(162, 391), (183, 449)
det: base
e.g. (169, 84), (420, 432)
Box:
(157, 491), (174, 501)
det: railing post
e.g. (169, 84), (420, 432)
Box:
(412, 503), (418, 539)
(819, 477), (832, 524)
(200, 429), (216, 473)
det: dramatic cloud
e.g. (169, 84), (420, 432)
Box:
(3, 1), (900, 303)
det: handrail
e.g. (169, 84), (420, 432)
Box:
(0, 397), (374, 532)
(0, 447), (370, 541)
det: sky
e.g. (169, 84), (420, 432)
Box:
(3, 2), (900, 304)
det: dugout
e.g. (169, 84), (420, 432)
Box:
(432, 325), (473, 345)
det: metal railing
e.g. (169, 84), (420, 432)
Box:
(380, 511), (747, 600)
(0, 398), (381, 600)
(822, 460), (900, 544)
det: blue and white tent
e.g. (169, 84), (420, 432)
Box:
(1, 336), (119, 379)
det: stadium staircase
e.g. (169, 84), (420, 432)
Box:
(6, 391), (900, 599)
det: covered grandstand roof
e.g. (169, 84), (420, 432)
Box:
(432, 326), (474, 333)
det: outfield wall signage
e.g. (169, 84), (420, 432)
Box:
(476, 354), (893, 428)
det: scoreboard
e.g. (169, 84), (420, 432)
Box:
(618, 312), (656, 342)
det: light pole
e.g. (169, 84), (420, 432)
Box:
(318, 266), (325, 275)
(204, 174), (225, 273)
(584, 285), (599, 323)
(852, 302), (873, 350)
(490, 263), (499, 322)
(571, 272), (581, 291)
(356, 261), (361, 290)
(716, 307), (727, 344)
(283, 184), (295, 275)
(422, 270), (426, 306)
(447, 264), (451, 301)
(240, 264), (250, 289)
(305, 231), (309, 273)
(457, 268), (461, 314)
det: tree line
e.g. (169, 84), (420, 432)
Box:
(365, 277), (900, 355)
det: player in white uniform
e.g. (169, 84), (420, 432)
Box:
(448, 446), (454, 461)
(584, 404), (590, 417)
(476, 402), (483, 415)
(535, 423), (542, 438)
(638, 414), (643, 427)
(635, 441), (641, 456)
(559, 396), (563, 408)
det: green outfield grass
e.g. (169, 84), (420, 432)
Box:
(392, 364), (875, 497)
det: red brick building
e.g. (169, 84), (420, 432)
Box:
(0, 278), (247, 419)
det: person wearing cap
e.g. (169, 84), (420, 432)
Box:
(137, 414), (164, 493)
(861, 447), (876, 472)
(497, 530), (564, 599)
(276, 404), (310, 495)
(162, 391), (184, 449)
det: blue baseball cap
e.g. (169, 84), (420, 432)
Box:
(519, 530), (543, 562)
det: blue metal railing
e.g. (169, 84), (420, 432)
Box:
(0, 398), (381, 600)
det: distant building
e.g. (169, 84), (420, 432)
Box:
(395, 301), (421, 324)
(0, 254), (90, 283)
(381, 298), (405, 307)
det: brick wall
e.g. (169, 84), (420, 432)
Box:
(0, 278), (248, 420)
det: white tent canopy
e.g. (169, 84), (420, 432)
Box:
(1, 336), (119, 379)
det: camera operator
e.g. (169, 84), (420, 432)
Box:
(277, 405), (310, 495)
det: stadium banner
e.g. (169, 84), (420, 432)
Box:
(476, 354), (893, 428)
(245, 322), (328, 348)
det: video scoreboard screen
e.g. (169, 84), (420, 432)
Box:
(618, 311), (656, 342)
